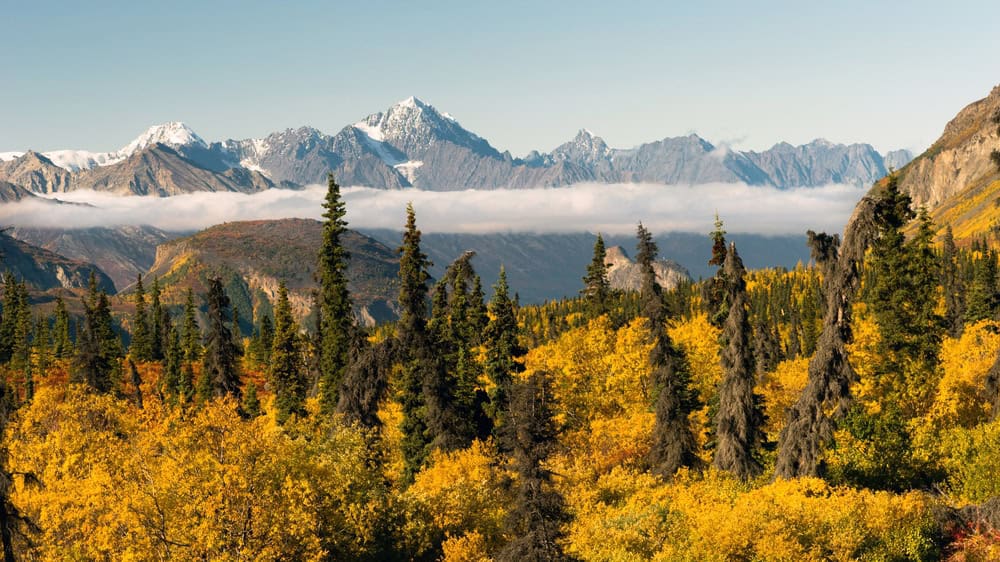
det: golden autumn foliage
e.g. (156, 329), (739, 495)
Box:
(929, 321), (1000, 430)
(667, 313), (722, 405)
(403, 440), (512, 557)
(563, 469), (939, 561)
(8, 385), (390, 561)
(526, 316), (653, 427)
(760, 357), (809, 441)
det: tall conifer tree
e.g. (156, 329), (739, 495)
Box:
(163, 323), (183, 405)
(149, 277), (165, 361)
(269, 283), (306, 424)
(52, 295), (72, 359)
(73, 277), (121, 393)
(640, 223), (701, 478)
(198, 278), (242, 401)
(496, 371), (574, 562)
(130, 274), (153, 361)
(941, 226), (965, 337)
(397, 203), (433, 482)
(713, 243), (765, 480)
(182, 288), (201, 363)
(581, 233), (610, 318)
(484, 267), (525, 436)
(317, 173), (354, 414)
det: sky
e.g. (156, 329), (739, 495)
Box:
(3, 1), (1000, 156)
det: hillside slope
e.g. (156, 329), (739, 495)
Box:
(892, 84), (1000, 241)
(144, 219), (400, 326)
(0, 231), (115, 292)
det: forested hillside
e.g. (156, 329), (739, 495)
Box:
(3, 168), (1000, 561)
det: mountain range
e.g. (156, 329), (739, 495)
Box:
(0, 97), (912, 195)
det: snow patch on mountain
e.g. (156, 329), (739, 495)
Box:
(0, 122), (208, 172)
(394, 160), (423, 183)
(43, 150), (124, 172)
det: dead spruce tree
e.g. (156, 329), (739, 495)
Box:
(713, 243), (765, 480)
(774, 194), (881, 479)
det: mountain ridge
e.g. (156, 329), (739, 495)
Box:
(0, 97), (913, 194)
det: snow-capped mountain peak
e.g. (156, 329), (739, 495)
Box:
(121, 122), (206, 156)
(394, 96), (425, 110)
(351, 97), (499, 167)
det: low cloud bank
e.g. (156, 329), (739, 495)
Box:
(0, 182), (867, 235)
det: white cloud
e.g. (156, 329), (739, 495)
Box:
(0, 182), (867, 236)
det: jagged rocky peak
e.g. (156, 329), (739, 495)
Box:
(604, 244), (632, 265)
(603, 244), (690, 291)
(352, 96), (499, 159)
(551, 129), (611, 164)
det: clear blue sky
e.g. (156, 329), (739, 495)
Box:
(3, 0), (999, 156)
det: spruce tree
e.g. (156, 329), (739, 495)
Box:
(198, 278), (242, 401)
(130, 274), (153, 361)
(13, 308), (32, 402)
(775, 187), (887, 479)
(0, 275), (26, 364)
(397, 203), (433, 482)
(269, 283), (306, 424)
(127, 359), (144, 409)
(182, 288), (202, 363)
(317, 173), (354, 414)
(73, 279), (122, 393)
(636, 223), (664, 325)
(965, 249), (998, 324)
(941, 226), (966, 337)
(484, 267), (525, 436)
(581, 233), (610, 318)
(253, 313), (274, 366)
(149, 277), (165, 361)
(709, 213), (727, 267)
(469, 274), (489, 337)
(7, 283), (31, 378)
(242, 382), (262, 418)
(163, 324), (183, 405)
(713, 243), (765, 480)
(640, 223), (701, 478)
(52, 295), (72, 359)
(866, 199), (943, 417)
(703, 214), (729, 327)
(33, 316), (51, 380)
(337, 336), (397, 429)
(496, 371), (574, 562)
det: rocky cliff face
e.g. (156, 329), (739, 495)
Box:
(0, 232), (115, 292)
(10, 225), (181, 291)
(604, 245), (689, 292)
(0, 181), (38, 202)
(898, 85), (1000, 210)
(0, 151), (73, 193)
